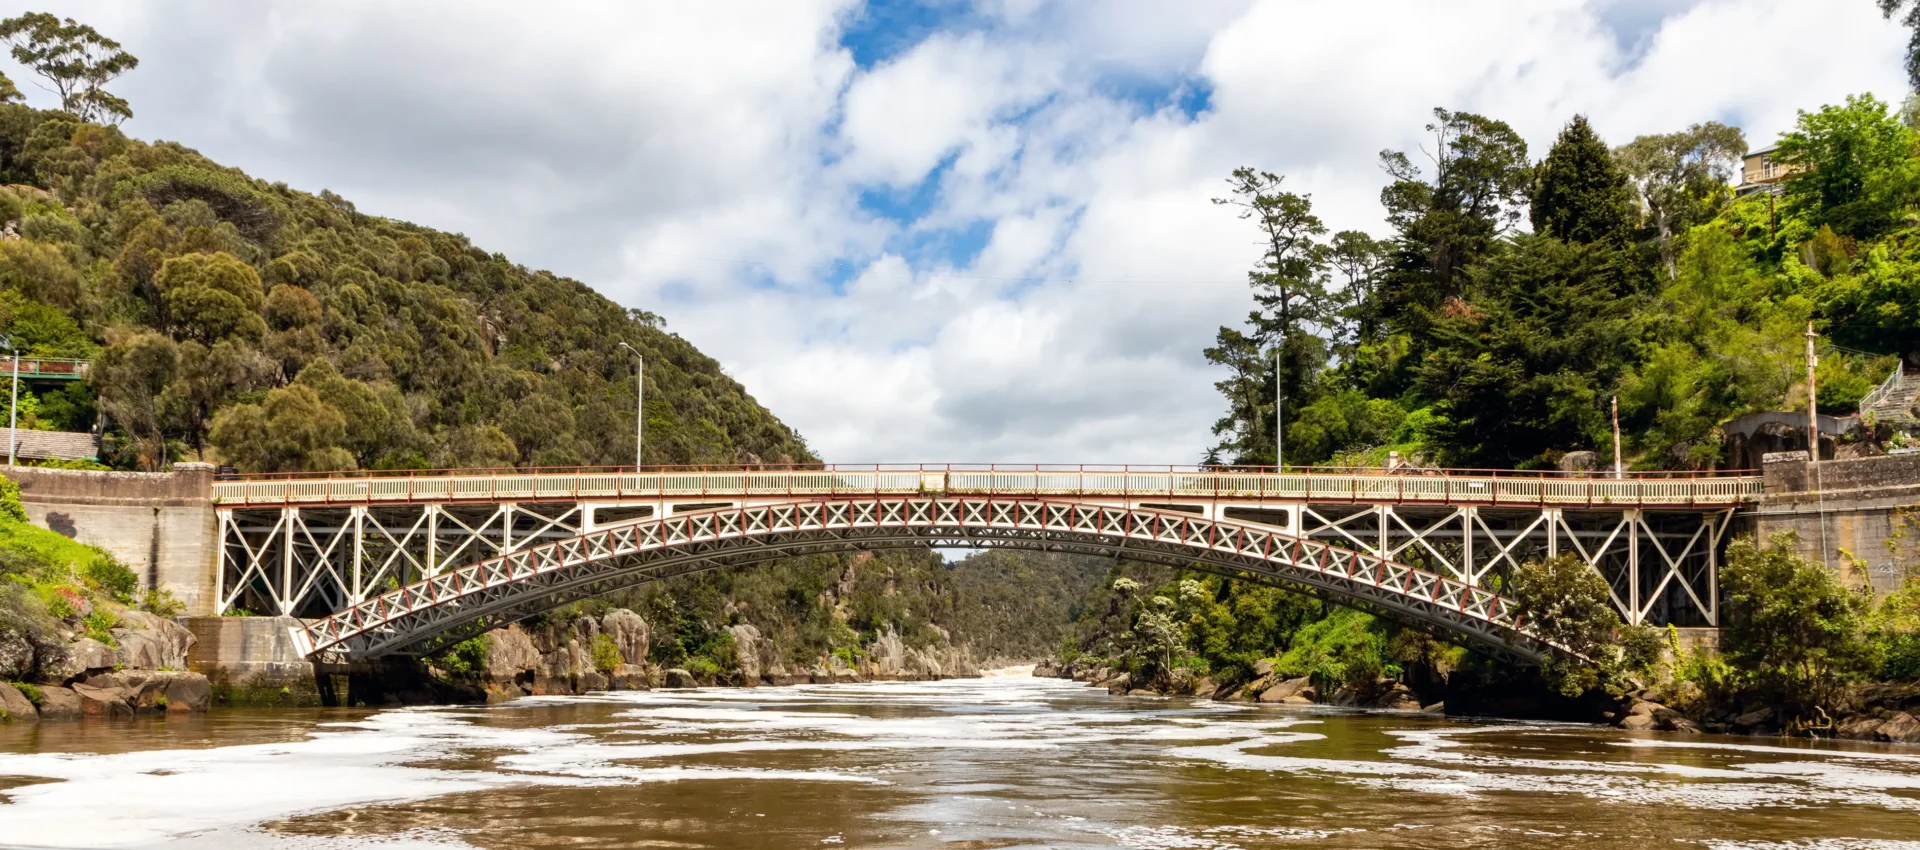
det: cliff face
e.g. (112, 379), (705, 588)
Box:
(460, 608), (977, 700)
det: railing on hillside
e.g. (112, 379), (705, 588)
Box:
(1862, 361), (1906, 415)
(212, 463), (1765, 509)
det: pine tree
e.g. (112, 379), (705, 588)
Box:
(1531, 115), (1635, 245)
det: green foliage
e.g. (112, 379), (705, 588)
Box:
(0, 13), (138, 124)
(81, 608), (116, 645)
(590, 632), (622, 676)
(1532, 115), (1635, 245)
(82, 554), (136, 603)
(433, 636), (489, 678)
(1720, 533), (1876, 710)
(1507, 552), (1624, 696)
(1271, 607), (1398, 690)
(137, 586), (183, 618)
(7, 680), (40, 705)
(0, 474), (24, 522)
(1775, 94), (1919, 239)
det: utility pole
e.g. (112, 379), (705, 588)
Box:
(618, 342), (643, 470)
(1611, 395), (1622, 479)
(1805, 322), (1820, 466)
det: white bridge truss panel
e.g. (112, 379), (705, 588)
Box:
(218, 494), (1735, 662)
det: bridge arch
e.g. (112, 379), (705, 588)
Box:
(292, 497), (1557, 664)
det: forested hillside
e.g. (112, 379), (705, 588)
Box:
(1206, 101), (1912, 471)
(0, 101), (808, 472)
(1068, 91), (1920, 706)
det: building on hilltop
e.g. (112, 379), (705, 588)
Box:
(0, 428), (100, 463)
(1737, 146), (1800, 196)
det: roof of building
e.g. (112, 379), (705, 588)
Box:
(0, 429), (98, 461)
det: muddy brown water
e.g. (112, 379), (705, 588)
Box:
(1, 676), (1918, 849)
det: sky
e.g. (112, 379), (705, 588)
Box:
(5, 0), (1910, 464)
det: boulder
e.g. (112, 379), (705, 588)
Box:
(1369, 684), (1422, 711)
(1252, 659), (1275, 678)
(578, 670), (609, 693)
(728, 623), (773, 683)
(1661, 716), (1704, 734)
(0, 681), (36, 722)
(1733, 707), (1774, 730)
(67, 638), (116, 675)
(35, 686), (81, 720)
(1257, 676), (1313, 704)
(1878, 712), (1920, 744)
(866, 629), (906, 677)
(609, 664), (649, 690)
(600, 609), (650, 666)
(1106, 674), (1131, 695)
(1558, 451), (1599, 473)
(1190, 677), (1218, 700)
(71, 682), (133, 718)
(0, 628), (33, 680)
(663, 668), (698, 689)
(1618, 713), (1657, 731)
(1839, 715), (1886, 740)
(111, 611), (196, 670)
(162, 674), (212, 713)
(483, 627), (542, 681)
(1421, 701), (1446, 714)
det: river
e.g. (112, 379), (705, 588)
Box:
(1, 674), (1918, 849)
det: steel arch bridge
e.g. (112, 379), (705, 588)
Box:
(212, 465), (1764, 662)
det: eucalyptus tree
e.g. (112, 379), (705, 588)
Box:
(1615, 122), (1747, 276)
(0, 12), (138, 124)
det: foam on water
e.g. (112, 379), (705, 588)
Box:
(3, 675), (1919, 847)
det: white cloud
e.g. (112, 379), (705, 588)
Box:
(15, 0), (1912, 465)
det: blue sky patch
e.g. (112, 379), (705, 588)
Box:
(839, 0), (978, 68)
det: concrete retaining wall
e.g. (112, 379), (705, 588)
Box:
(183, 616), (322, 706)
(1756, 452), (1920, 594)
(8, 462), (218, 615)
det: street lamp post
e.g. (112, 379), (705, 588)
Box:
(617, 342), (643, 470)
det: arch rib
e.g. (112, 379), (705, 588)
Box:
(293, 497), (1556, 664)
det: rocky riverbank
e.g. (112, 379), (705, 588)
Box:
(1608, 683), (1920, 744)
(446, 610), (981, 702)
(1, 609), (213, 722)
(1037, 657), (1920, 747)
(1034, 657), (1441, 712)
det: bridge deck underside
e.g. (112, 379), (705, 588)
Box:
(219, 496), (1731, 633)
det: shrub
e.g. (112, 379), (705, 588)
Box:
(138, 587), (185, 618)
(0, 475), (24, 522)
(9, 681), (42, 706)
(83, 609), (119, 645)
(433, 636), (489, 678)
(1721, 533), (1875, 711)
(83, 555), (138, 604)
(590, 633), (622, 676)
(684, 656), (724, 679)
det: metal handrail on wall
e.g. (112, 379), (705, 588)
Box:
(213, 463), (1765, 508)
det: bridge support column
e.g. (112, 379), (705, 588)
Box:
(349, 506), (366, 603)
(426, 504), (440, 578)
(1460, 506), (1476, 585)
(1626, 508), (1642, 625)
(280, 507), (297, 616)
(1545, 508), (1560, 559)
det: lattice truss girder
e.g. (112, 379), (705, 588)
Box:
(1288, 504), (1733, 626)
(217, 502), (591, 618)
(286, 497), (1567, 665)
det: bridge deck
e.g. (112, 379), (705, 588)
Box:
(214, 465), (1762, 509)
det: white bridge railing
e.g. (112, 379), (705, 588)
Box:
(213, 464), (1763, 509)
